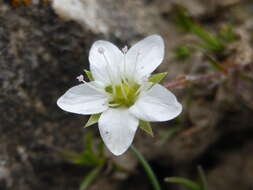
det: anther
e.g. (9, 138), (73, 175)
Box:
(142, 75), (149, 81)
(76, 74), (106, 95)
(122, 45), (128, 54)
(76, 75), (84, 82)
(98, 47), (104, 54)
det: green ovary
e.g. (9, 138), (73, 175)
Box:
(105, 82), (140, 108)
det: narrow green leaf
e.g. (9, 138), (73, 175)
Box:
(174, 46), (192, 60)
(218, 25), (237, 43)
(197, 166), (208, 190)
(79, 166), (102, 190)
(191, 24), (224, 52)
(61, 149), (98, 167)
(74, 152), (99, 166)
(131, 146), (161, 190)
(165, 177), (202, 190)
(159, 125), (181, 145)
(204, 54), (226, 72)
(173, 6), (224, 53)
(74, 132), (100, 166)
(149, 72), (167, 84)
(98, 141), (105, 157)
(86, 132), (94, 154)
(84, 69), (94, 81)
(239, 72), (253, 82)
(61, 151), (82, 163)
(139, 120), (153, 137)
(84, 114), (100, 128)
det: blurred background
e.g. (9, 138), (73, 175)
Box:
(0, 0), (253, 189)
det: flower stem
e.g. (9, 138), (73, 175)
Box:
(130, 146), (162, 190)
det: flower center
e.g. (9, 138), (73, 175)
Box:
(105, 81), (140, 108)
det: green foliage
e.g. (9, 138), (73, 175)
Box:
(62, 132), (105, 168)
(62, 132), (106, 190)
(79, 165), (103, 190)
(84, 114), (101, 128)
(165, 177), (202, 190)
(197, 166), (208, 190)
(191, 24), (224, 53)
(173, 6), (193, 32)
(173, 5), (237, 53)
(131, 146), (161, 190)
(84, 69), (94, 81)
(204, 54), (227, 72)
(139, 120), (153, 136)
(218, 25), (237, 43)
(159, 125), (181, 145)
(174, 46), (192, 60)
(72, 132), (105, 167)
(165, 166), (208, 190)
(149, 72), (168, 84)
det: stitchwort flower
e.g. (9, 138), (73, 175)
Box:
(57, 35), (182, 156)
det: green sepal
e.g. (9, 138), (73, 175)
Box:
(149, 72), (167, 84)
(84, 69), (94, 81)
(84, 114), (100, 128)
(139, 120), (153, 137)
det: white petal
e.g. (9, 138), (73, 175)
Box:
(98, 108), (139, 156)
(125, 35), (164, 81)
(129, 84), (182, 122)
(89, 40), (124, 86)
(57, 83), (108, 115)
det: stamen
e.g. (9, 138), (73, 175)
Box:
(131, 51), (141, 80)
(108, 103), (121, 108)
(76, 74), (106, 95)
(135, 82), (152, 96)
(119, 45), (128, 84)
(76, 74), (84, 82)
(99, 48), (117, 95)
(121, 48), (129, 84)
(134, 85), (143, 96)
(142, 75), (149, 82)
(120, 83), (127, 100)
(122, 45), (128, 54)
(98, 47), (104, 54)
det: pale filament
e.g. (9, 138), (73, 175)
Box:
(76, 75), (106, 95)
(121, 46), (129, 84)
(119, 46), (129, 99)
(99, 50), (115, 83)
(131, 51), (141, 81)
(98, 48), (117, 95)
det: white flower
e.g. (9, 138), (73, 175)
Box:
(57, 35), (182, 156)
